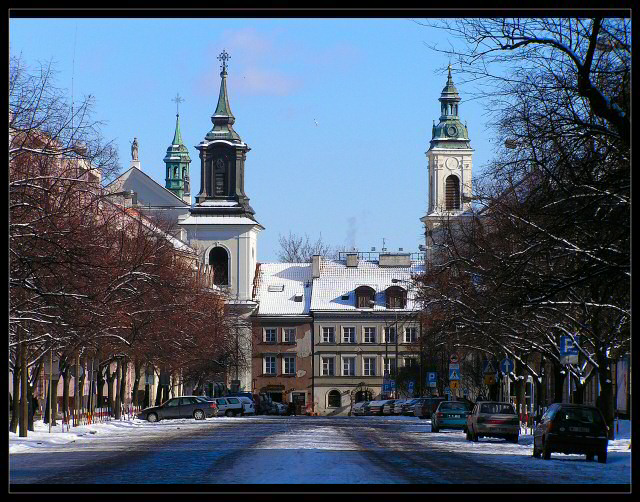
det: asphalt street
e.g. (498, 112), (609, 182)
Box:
(8, 416), (623, 486)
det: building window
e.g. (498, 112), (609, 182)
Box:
(384, 358), (397, 376)
(283, 356), (296, 375)
(264, 328), (277, 343)
(383, 327), (397, 343)
(264, 356), (276, 375)
(385, 286), (406, 309)
(283, 328), (296, 343)
(327, 390), (341, 408)
(404, 357), (417, 368)
(363, 327), (376, 344)
(209, 247), (229, 286)
(342, 327), (355, 344)
(214, 158), (226, 196)
(404, 327), (417, 343)
(321, 357), (335, 376)
(321, 327), (335, 344)
(342, 357), (356, 376)
(363, 357), (376, 376)
(355, 285), (376, 308)
(445, 174), (461, 210)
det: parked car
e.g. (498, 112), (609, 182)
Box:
(368, 400), (393, 416)
(466, 401), (519, 443)
(238, 396), (255, 415)
(272, 402), (287, 415)
(532, 403), (609, 463)
(362, 401), (372, 416)
(414, 397), (446, 419)
(390, 399), (408, 415)
(352, 401), (368, 416)
(210, 396), (246, 417)
(400, 398), (421, 415)
(137, 396), (217, 423)
(382, 399), (398, 415)
(431, 400), (472, 432)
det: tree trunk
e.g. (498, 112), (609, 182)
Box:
(78, 361), (86, 417)
(154, 380), (163, 406)
(551, 360), (565, 403)
(97, 362), (106, 409)
(19, 340), (28, 437)
(132, 358), (142, 408)
(10, 364), (20, 433)
(119, 356), (128, 416)
(61, 365), (71, 422)
(49, 376), (60, 426)
(106, 362), (116, 416)
(513, 358), (526, 423)
(596, 348), (615, 440)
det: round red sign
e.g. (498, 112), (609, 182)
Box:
(450, 353), (459, 364)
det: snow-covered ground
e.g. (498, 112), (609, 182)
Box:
(9, 415), (631, 485)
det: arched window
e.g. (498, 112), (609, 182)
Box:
(355, 390), (372, 403)
(445, 175), (460, 210)
(355, 285), (376, 308)
(209, 247), (229, 286)
(327, 390), (341, 408)
(385, 286), (406, 309)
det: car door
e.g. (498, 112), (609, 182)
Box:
(162, 398), (182, 419)
(534, 405), (556, 448)
(215, 398), (228, 413)
(179, 397), (199, 418)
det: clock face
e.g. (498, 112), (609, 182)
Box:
(447, 125), (458, 137)
(445, 157), (459, 169)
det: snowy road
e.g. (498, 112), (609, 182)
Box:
(9, 415), (631, 486)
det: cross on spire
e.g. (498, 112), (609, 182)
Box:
(172, 92), (184, 116)
(218, 49), (231, 73)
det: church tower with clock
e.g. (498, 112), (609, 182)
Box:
(420, 65), (474, 265)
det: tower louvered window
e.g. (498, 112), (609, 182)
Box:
(445, 175), (460, 210)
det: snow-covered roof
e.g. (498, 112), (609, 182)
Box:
(310, 258), (424, 312)
(179, 214), (261, 226)
(254, 262), (312, 316)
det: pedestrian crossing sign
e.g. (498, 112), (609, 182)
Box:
(483, 360), (496, 374)
(449, 368), (460, 380)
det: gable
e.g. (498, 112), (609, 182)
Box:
(106, 167), (188, 208)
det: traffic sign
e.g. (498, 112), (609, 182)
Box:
(449, 367), (460, 381)
(500, 358), (515, 374)
(444, 387), (451, 395)
(450, 353), (459, 364)
(484, 374), (496, 385)
(450, 380), (460, 390)
(483, 360), (496, 374)
(427, 372), (437, 387)
(408, 380), (415, 390)
(390, 380), (396, 390)
(560, 336), (579, 364)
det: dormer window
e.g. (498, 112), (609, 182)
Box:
(355, 286), (376, 308)
(385, 286), (406, 309)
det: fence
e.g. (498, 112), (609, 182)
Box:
(58, 404), (144, 431)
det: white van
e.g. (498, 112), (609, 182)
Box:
(238, 396), (255, 415)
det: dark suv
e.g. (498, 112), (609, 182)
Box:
(533, 403), (609, 463)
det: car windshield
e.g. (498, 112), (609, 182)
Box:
(480, 403), (515, 414)
(439, 402), (469, 411)
(558, 407), (603, 424)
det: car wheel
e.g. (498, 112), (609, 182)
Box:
(225, 409), (233, 417)
(194, 409), (205, 421)
(586, 452), (595, 462)
(542, 441), (552, 460)
(597, 450), (607, 464)
(431, 423), (439, 433)
(147, 413), (158, 423)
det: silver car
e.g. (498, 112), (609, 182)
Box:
(137, 396), (215, 422)
(466, 401), (520, 443)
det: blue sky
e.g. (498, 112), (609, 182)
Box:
(10, 17), (496, 262)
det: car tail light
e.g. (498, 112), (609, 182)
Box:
(436, 412), (444, 419)
(210, 403), (217, 409)
(547, 419), (554, 433)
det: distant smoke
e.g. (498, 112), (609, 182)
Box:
(346, 216), (357, 250)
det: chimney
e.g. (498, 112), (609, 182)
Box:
(312, 255), (321, 279)
(346, 252), (359, 268)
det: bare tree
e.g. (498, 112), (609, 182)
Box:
(276, 231), (336, 262)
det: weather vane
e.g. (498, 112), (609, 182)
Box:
(172, 92), (184, 116)
(218, 49), (231, 73)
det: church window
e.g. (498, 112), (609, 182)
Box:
(209, 246), (229, 285)
(445, 175), (460, 210)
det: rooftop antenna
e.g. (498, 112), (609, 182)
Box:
(381, 237), (387, 252)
